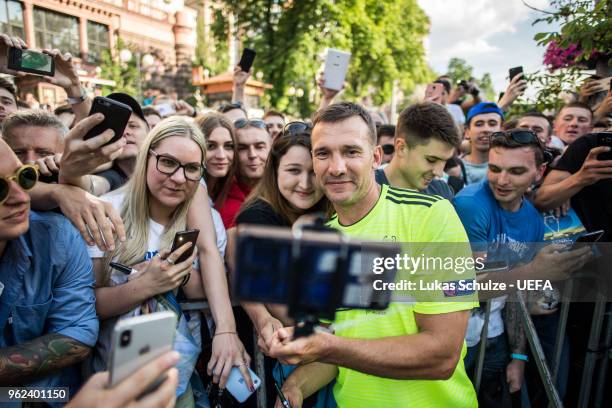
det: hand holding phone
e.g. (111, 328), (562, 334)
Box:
(238, 48), (256, 73)
(84, 97), (132, 145)
(7, 47), (54, 76)
(323, 48), (351, 91)
(425, 83), (444, 103)
(170, 229), (199, 264)
(226, 366), (261, 403)
(596, 132), (612, 161)
(509, 66), (524, 82)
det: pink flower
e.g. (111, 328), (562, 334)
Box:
(543, 41), (602, 71)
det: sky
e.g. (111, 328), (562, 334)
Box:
(417, 0), (561, 97)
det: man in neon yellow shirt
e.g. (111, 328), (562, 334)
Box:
(268, 102), (478, 407)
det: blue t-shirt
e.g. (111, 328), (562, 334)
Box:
(454, 180), (544, 261)
(0, 211), (98, 402)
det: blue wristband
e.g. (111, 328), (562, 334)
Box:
(511, 353), (529, 362)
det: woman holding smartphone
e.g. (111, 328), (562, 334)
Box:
(89, 117), (252, 407)
(228, 124), (330, 406)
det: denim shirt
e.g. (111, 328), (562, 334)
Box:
(0, 211), (99, 403)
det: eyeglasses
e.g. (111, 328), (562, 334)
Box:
(381, 144), (394, 155)
(234, 119), (267, 130)
(281, 121), (312, 137)
(149, 150), (204, 181)
(0, 164), (38, 205)
(490, 130), (542, 146)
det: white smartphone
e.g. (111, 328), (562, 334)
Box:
(226, 366), (262, 403)
(323, 48), (351, 91)
(156, 102), (176, 117)
(108, 311), (177, 387)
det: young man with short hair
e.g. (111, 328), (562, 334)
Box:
(263, 110), (285, 141)
(517, 111), (553, 146)
(142, 106), (162, 130)
(268, 102), (478, 407)
(376, 124), (395, 164)
(0, 77), (18, 129)
(461, 102), (504, 185)
(376, 102), (458, 199)
(219, 119), (271, 228)
(553, 102), (593, 146)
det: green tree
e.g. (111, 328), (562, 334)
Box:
(445, 57), (473, 82)
(99, 37), (139, 97)
(479, 73), (496, 101)
(224, 0), (432, 117)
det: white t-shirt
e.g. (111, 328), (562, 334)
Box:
(446, 103), (466, 125)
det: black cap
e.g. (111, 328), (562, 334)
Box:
(106, 92), (145, 123)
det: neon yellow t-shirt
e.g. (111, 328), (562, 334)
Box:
(327, 184), (479, 408)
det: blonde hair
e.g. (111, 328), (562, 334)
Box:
(102, 116), (205, 285)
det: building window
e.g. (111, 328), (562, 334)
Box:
(87, 21), (109, 63)
(33, 7), (79, 56)
(0, 0), (24, 38)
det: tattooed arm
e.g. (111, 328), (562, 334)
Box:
(0, 333), (90, 385)
(504, 294), (527, 393)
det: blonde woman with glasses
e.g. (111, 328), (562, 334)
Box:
(88, 117), (252, 407)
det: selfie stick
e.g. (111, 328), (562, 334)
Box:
(288, 216), (348, 338)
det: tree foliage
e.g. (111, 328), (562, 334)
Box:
(220, 0), (433, 117)
(444, 58), (496, 101)
(98, 37), (139, 97)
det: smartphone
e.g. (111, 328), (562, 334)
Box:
(226, 366), (261, 403)
(238, 48), (256, 73)
(323, 48), (351, 91)
(170, 229), (200, 264)
(7, 47), (54, 76)
(575, 230), (604, 244)
(156, 102), (176, 117)
(425, 83), (444, 101)
(596, 132), (612, 160)
(108, 312), (176, 387)
(509, 66), (524, 82)
(84, 97), (132, 145)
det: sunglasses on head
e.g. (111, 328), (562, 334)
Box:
(281, 121), (312, 138)
(0, 164), (38, 205)
(234, 118), (267, 130)
(490, 130), (542, 146)
(381, 144), (394, 155)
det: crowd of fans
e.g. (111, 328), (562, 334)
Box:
(0, 31), (611, 408)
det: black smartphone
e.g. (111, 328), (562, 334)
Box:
(170, 229), (200, 264)
(575, 230), (604, 244)
(596, 132), (612, 160)
(509, 66), (524, 82)
(84, 97), (132, 145)
(7, 47), (55, 76)
(238, 48), (256, 73)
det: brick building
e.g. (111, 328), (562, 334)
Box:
(0, 0), (197, 105)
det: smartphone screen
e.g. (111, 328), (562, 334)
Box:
(238, 48), (256, 73)
(170, 229), (199, 264)
(8, 48), (54, 76)
(596, 132), (612, 160)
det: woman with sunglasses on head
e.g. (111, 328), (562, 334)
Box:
(226, 124), (330, 407)
(87, 117), (253, 407)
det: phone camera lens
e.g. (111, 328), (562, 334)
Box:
(120, 330), (131, 347)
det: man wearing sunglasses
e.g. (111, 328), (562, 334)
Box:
(376, 124), (395, 164)
(453, 130), (592, 402)
(0, 139), (98, 394)
(219, 119), (271, 228)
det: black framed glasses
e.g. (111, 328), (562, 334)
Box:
(490, 130), (542, 146)
(234, 118), (267, 130)
(149, 150), (204, 181)
(281, 121), (312, 138)
(381, 144), (394, 155)
(1, 164), (38, 205)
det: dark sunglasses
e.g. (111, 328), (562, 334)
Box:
(490, 130), (542, 146)
(234, 118), (267, 130)
(281, 121), (312, 137)
(1, 164), (38, 205)
(381, 144), (394, 155)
